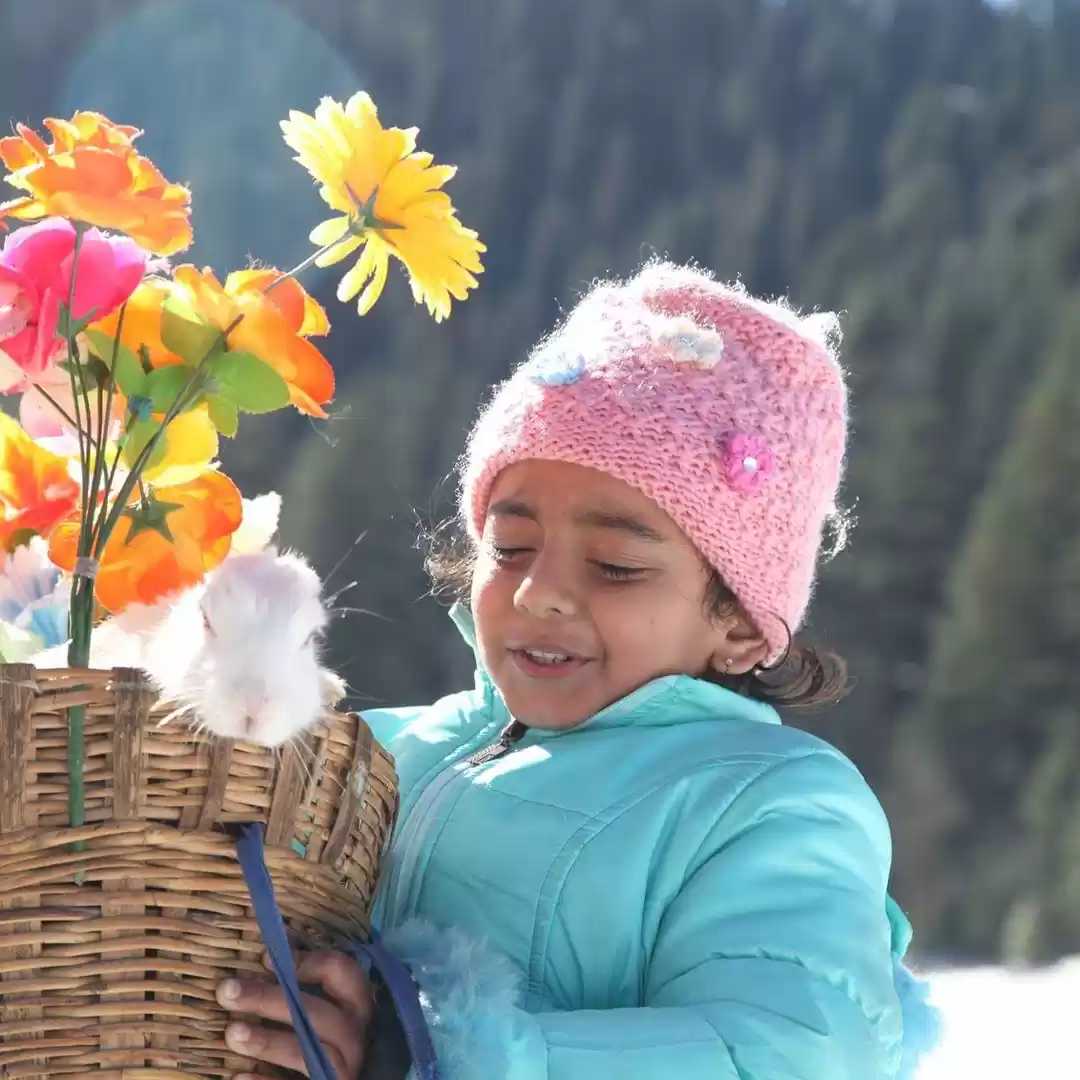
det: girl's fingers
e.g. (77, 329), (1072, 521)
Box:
(256, 948), (373, 1026)
(216, 978), (363, 1078)
(223, 1019), (350, 1079)
(295, 950), (374, 1026)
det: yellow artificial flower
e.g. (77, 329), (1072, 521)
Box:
(280, 92), (485, 321)
(140, 407), (220, 487)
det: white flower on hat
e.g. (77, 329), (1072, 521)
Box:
(655, 316), (725, 370)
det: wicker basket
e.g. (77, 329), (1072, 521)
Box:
(0, 663), (399, 1080)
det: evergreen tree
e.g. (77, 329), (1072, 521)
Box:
(894, 303), (1080, 961)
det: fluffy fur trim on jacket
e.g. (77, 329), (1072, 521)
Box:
(381, 920), (524, 1080)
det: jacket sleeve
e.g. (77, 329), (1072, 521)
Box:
(386, 750), (935, 1080)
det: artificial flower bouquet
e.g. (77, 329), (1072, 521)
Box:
(0, 94), (484, 831)
(0, 92), (481, 1078)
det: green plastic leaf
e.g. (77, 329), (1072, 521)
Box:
(57, 303), (98, 339)
(60, 354), (110, 392)
(144, 366), (196, 414)
(121, 416), (167, 473)
(84, 329), (146, 397)
(161, 292), (222, 364)
(3, 527), (37, 553)
(83, 353), (112, 390)
(206, 350), (290, 414)
(121, 492), (184, 545)
(207, 394), (239, 437)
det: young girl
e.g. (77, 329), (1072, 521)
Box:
(217, 260), (941, 1079)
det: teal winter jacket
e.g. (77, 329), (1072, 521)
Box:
(364, 607), (940, 1080)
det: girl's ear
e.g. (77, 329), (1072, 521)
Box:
(708, 611), (770, 677)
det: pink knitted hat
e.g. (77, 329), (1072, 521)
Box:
(459, 260), (849, 661)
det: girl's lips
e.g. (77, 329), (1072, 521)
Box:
(509, 648), (591, 680)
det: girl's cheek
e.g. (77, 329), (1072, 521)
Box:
(470, 552), (509, 607)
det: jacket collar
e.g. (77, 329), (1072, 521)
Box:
(448, 603), (781, 733)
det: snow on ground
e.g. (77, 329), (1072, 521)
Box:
(918, 956), (1080, 1078)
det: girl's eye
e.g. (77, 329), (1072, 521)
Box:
(595, 562), (646, 582)
(492, 545), (530, 564)
(201, 609), (215, 636)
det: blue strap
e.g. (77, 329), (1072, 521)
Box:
(234, 823), (441, 1080)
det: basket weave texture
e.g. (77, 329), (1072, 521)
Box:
(0, 663), (398, 1080)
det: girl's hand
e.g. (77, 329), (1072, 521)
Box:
(216, 950), (373, 1079)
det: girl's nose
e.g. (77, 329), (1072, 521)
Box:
(513, 552), (580, 617)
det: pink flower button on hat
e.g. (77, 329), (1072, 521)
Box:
(719, 431), (774, 494)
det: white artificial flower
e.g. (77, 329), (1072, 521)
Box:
(0, 536), (69, 653)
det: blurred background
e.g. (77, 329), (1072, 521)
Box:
(4, 0), (1079, 989)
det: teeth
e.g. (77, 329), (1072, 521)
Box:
(525, 649), (572, 664)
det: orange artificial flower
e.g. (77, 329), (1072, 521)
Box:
(92, 268), (334, 417)
(49, 469), (242, 612)
(175, 266), (335, 417)
(91, 275), (184, 369)
(0, 412), (79, 551)
(224, 268), (330, 336)
(0, 111), (192, 256)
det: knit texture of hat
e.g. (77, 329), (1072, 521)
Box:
(459, 260), (849, 661)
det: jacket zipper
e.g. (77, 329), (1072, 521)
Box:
(459, 719), (528, 767)
(376, 719), (528, 927)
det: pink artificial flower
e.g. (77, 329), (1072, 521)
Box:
(0, 267), (60, 389)
(19, 357), (125, 456)
(719, 431), (774, 494)
(0, 217), (148, 392)
(18, 367), (76, 451)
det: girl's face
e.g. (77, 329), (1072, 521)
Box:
(471, 460), (767, 729)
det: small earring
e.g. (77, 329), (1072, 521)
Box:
(724, 658), (733, 669)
